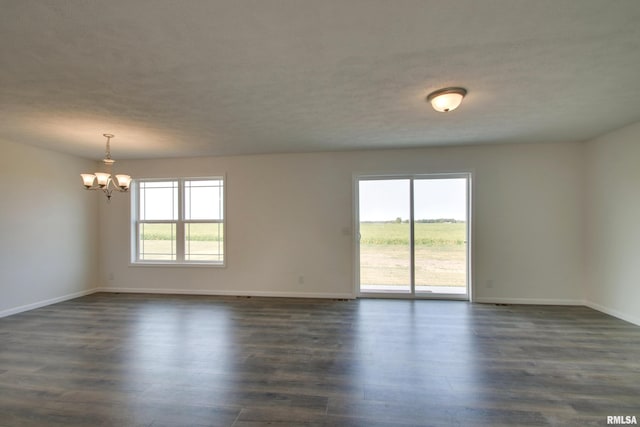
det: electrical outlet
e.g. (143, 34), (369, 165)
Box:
(298, 275), (305, 285)
(485, 279), (494, 289)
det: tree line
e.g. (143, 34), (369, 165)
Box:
(361, 218), (465, 224)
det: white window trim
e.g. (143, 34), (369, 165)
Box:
(130, 176), (226, 267)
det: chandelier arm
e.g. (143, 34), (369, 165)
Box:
(103, 187), (114, 201)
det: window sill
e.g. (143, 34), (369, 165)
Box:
(129, 262), (226, 268)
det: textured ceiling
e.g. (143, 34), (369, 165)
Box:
(1, 0), (640, 160)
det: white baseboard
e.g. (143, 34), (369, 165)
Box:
(474, 297), (585, 306)
(585, 300), (640, 326)
(0, 288), (99, 318)
(95, 287), (355, 300)
(3, 289), (637, 326)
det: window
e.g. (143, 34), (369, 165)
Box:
(132, 177), (224, 265)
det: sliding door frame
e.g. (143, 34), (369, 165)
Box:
(353, 172), (473, 301)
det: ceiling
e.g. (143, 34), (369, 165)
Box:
(1, 1), (640, 160)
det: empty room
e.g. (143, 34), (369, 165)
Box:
(1, 1), (640, 426)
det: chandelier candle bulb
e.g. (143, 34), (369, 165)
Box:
(115, 174), (132, 190)
(94, 172), (111, 188)
(81, 174), (96, 188)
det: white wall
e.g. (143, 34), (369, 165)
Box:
(7, 129), (640, 323)
(584, 121), (640, 325)
(99, 142), (585, 303)
(0, 139), (99, 316)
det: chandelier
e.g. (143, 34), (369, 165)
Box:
(80, 133), (132, 201)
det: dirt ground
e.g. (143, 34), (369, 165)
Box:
(359, 244), (466, 288)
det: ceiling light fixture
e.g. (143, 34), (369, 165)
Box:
(80, 134), (132, 201)
(426, 87), (467, 112)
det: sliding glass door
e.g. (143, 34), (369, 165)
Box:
(357, 174), (470, 299)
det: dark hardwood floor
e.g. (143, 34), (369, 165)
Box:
(1, 293), (639, 426)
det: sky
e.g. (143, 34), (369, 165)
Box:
(359, 178), (467, 222)
(140, 179), (223, 220)
(139, 178), (464, 223)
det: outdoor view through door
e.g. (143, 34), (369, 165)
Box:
(358, 174), (469, 298)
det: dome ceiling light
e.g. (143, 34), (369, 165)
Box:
(426, 87), (467, 112)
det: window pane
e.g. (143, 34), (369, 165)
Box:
(414, 178), (467, 293)
(139, 223), (176, 261)
(359, 179), (411, 293)
(185, 223), (224, 262)
(140, 181), (178, 220)
(184, 179), (223, 220)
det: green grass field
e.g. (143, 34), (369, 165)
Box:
(138, 222), (466, 288)
(139, 223), (223, 261)
(359, 222), (465, 245)
(139, 222), (464, 245)
(140, 223), (223, 241)
(359, 222), (467, 288)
